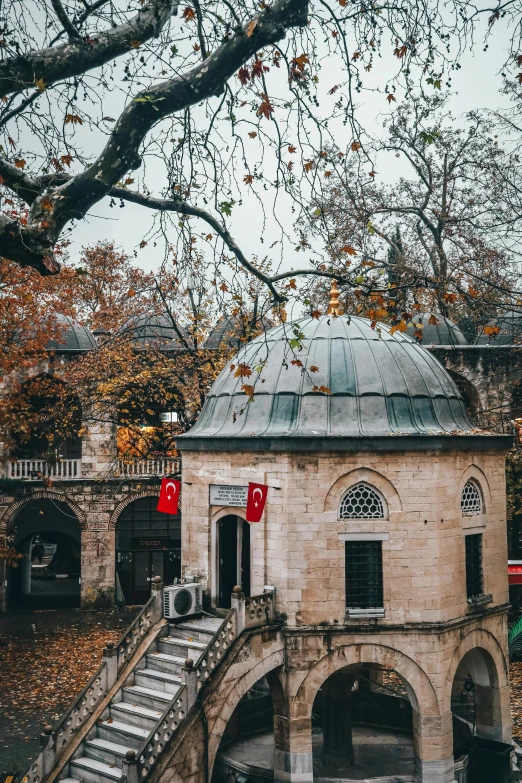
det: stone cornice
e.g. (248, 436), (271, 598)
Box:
(278, 602), (509, 637)
(178, 434), (513, 454)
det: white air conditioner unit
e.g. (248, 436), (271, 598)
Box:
(163, 583), (203, 620)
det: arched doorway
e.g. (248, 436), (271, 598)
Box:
(218, 515), (250, 608)
(115, 496), (181, 605)
(8, 499), (81, 609)
(451, 647), (504, 757)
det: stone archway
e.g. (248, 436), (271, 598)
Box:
(0, 490), (88, 533)
(446, 629), (511, 745)
(292, 643), (448, 783)
(2, 495), (84, 609)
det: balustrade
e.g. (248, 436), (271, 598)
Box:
(117, 458), (180, 477)
(6, 458), (81, 480)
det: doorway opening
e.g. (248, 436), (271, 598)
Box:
(8, 499), (81, 609)
(115, 496), (181, 605)
(218, 515), (250, 608)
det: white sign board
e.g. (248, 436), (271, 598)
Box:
(210, 484), (248, 507)
(160, 412), (178, 423)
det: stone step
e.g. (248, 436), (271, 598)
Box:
(123, 684), (174, 710)
(70, 756), (123, 783)
(135, 667), (182, 694)
(146, 650), (185, 675)
(84, 737), (132, 767)
(97, 718), (149, 749)
(110, 700), (162, 730)
(158, 636), (206, 659)
(59, 778), (81, 783)
(170, 617), (221, 643)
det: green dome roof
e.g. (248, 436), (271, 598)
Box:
(181, 314), (477, 445)
(406, 312), (468, 346)
(45, 314), (97, 352)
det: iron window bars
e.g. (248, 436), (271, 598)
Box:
(345, 540), (383, 610)
(465, 533), (484, 600)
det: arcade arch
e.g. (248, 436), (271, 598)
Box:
(114, 495), (181, 605)
(6, 497), (82, 609)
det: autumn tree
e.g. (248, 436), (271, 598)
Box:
(302, 96), (520, 333)
(0, 0), (519, 305)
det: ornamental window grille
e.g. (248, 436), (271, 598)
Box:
(461, 480), (483, 516)
(465, 533), (484, 600)
(340, 483), (385, 519)
(345, 540), (384, 609)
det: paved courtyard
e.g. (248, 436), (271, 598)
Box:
(0, 608), (137, 772)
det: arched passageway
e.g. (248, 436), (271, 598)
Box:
(8, 498), (81, 609)
(115, 496), (181, 605)
(212, 664), (414, 783)
(451, 647), (504, 751)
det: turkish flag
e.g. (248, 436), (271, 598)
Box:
(246, 482), (268, 523)
(157, 478), (181, 515)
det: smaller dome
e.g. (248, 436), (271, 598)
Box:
(476, 310), (522, 345)
(205, 314), (270, 352)
(45, 314), (97, 351)
(122, 313), (190, 351)
(406, 312), (468, 346)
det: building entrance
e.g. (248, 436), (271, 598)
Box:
(7, 498), (81, 609)
(115, 497), (181, 605)
(218, 515), (250, 608)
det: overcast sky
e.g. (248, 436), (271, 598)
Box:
(61, 14), (513, 283)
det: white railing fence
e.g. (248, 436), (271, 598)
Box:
(117, 458), (180, 477)
(6, 459), (81, 479)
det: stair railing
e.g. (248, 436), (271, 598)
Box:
(21, 577), (165, 783)
(127, 586), (277, 783)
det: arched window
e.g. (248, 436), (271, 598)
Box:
(339, 483), (386, 519)
(461, 480), (483, 516)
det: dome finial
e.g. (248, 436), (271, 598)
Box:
(327, 279), (341, 317)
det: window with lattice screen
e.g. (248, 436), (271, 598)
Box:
(461, 480), (483, 516)
(339, 483), (385, 519)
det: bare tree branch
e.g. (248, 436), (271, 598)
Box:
(0, 0), (174, 96)
(50, 0), (83, 43)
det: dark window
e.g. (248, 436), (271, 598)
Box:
(345, 540), (383, 609)
(465, 534), (483, 600)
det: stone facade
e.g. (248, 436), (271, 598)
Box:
(175, 442), (512, 782)
(0, 481), (161, 610)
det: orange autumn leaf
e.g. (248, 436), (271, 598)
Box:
(245, 19), (258, 37)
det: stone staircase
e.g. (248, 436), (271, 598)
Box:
(58, 616), (223, 783)
(23, 582), (276, 783)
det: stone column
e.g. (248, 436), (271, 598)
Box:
(273, 716), (313, 783)
(412, 709), (455, 783)
(20, 535), (33, 595)
(321, 671), (356, 765)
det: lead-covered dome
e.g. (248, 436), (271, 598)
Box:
(405, 312), (468, 346)
(122, 313), (189, 350)
(45, 314), (97, 351)
(182, 315), (476, 443)
(476, 310), (522, 345)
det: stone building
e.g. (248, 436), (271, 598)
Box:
(175, 302), (513, 782)
(0, 314), (181, 611)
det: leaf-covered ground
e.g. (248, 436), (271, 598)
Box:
(0, 608), (137, 773)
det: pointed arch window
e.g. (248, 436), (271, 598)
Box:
(461, 480), (483, 516)
(339, 483), (386, 519)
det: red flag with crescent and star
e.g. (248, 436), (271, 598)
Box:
(246, 482), (268, 523)
(157, 478), (181, 515)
